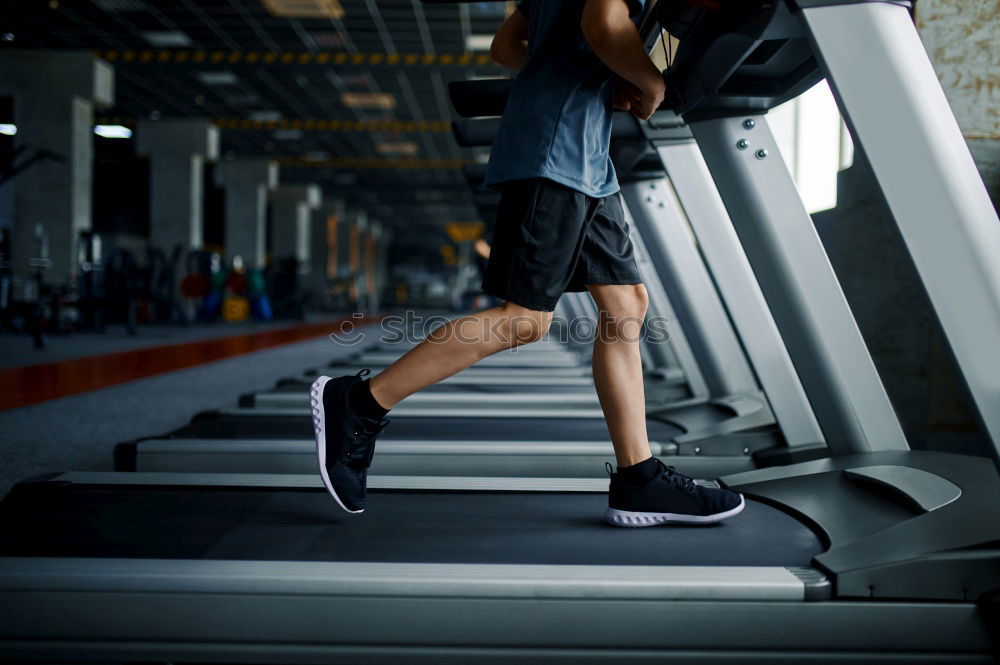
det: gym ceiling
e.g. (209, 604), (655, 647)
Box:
(2, 0), (513, 231)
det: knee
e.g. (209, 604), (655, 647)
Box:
(602, 284), (648, 322)
(499, 302), (553, 348)
(595, 285), (647, 341)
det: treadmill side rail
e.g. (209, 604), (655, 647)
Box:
(0, 558), (819, 601)
(3, 558), (993, 664)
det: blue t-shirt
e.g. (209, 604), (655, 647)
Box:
(484, 0), (645, 198)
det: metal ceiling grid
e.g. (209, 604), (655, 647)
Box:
(1, 0), (512, 227)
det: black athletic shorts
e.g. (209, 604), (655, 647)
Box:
(481, 178), (643, 312)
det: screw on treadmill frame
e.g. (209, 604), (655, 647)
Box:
(756, 148), (769, 160)
(658, 202), (665, 208)
(736, 138), (750, 150)
(743, 118), (756, 130)
(646, 195), (655, 203)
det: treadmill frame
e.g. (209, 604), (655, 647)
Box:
(799, 0), (1000, 463)
(2, 473), (990, 664)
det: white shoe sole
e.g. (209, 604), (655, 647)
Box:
(311, 375), (364, 514)
(605, 494), (746, 527)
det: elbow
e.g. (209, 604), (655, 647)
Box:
(490, 38), (509, 67)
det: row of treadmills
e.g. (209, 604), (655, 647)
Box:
(3, 0), (1000, 662)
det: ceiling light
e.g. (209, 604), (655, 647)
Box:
(273, 129), (303, 141)
(376, 142), (418, 156)
(92, 0), (146, 11)
(0, 124), (16, 136)
(327, 72), (368, 91)
(142, 31), (191, 47)
(304, 151), (329, 161)
(249, 110), (283, 122)
(308, 31), (344, 48)
(94, 125), (132, 139)
(341, 93), (395, 110)
(196, 71), (239, 86)
(261, 0), (344, 19)
(465, 34), (494, 52)
(218, 91), (261, 106)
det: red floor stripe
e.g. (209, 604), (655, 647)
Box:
(0, 316), (379, 411)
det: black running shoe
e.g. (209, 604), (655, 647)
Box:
(605, 458), (745, 527)
(310, 370), (389, 513)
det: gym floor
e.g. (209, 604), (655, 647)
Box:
(0, 319), (383, 498)
(0, 315), (351, 370)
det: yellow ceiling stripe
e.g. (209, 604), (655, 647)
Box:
(102, 117), (453, 133)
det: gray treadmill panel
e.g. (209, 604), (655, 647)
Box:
(1, 557), (814, 601)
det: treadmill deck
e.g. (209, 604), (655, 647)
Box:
(0, 480), (822, 567)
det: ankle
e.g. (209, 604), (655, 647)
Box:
(616, 447), (654, 468)
(348, 378), (391, 420)
(617, 456), (659, 485)
(367, 377), (397, 410)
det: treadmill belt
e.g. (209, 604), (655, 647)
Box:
(172, 413), (682, 441)
(0, 483), (823, 566)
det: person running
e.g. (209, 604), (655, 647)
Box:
(311, 0), (744, 527)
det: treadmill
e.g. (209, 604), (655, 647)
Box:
(128, 144), (799, 479)
(117, 299), (708, 476)
(6, 3), (998, 662)
(125, 193), (808, 481)
(120, 230), (784, 479)
(120, 347), (771, 476)
(3, 449), (996, 662)
(253, 72), (824, 455)
(234, 103), (818, 459)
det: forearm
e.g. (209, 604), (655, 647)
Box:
(491, 41), (527, 71)
(585, 25), (661, 93)
(491, 9), (529, 71)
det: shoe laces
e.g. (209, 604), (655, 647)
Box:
(656, 459), (698, 494)
(606, 460), (698, 494)
(358, 416), (390, 436)
(347, 366), (383, 443)
(346, 415), (388, 466)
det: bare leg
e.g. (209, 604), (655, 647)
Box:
(370, 302), (553, 408)
(587, 283), (652, 466)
